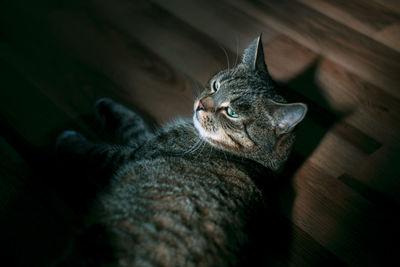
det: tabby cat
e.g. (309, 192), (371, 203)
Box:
(57, 35), (307, 266)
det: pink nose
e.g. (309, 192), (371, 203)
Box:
(197, 97), (213, 111)
(198, 99), (205, 110)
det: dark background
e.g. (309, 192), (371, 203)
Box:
(1, 0), (400, 265)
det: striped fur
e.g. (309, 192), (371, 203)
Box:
(56, 36), (306, 266)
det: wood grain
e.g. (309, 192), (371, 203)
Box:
(372, 0), (400, 14)
(227, 0), (400, 99)
(46, 8), (196, 123)
(299, 0), (400, 53)
(315, 59), (400, 144)
(299, 0), (400, 32)
(375, 23), (400, 52)
(150, 0), (278, 54)
(92, 0), (235, 84)
(283, 161), (399, 266)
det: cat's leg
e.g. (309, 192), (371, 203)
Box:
(56, 130), (132, 178)
(94, 98), (153, 148)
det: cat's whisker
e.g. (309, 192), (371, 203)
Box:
(231, 62), (240, 77)
(222, 150), (229, 165)
(183, 75), (203, 100)
(187, 140), (206, 156)
(194, 140), (207, 159)
(183, 140), (202, 155)
(191, 80), (201, 95)
(206, 146), (214, 162)
(190, 89), (200, 102)
(233, 36), (239, 69)
(218, 44), (230, 72)
(182, 138), (203, 155)
(194, 84), (202, 98)
(179, 139), (200, 155)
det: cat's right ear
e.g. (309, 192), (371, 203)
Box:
(242, 34), (269, 74)
(270, 102), (308, 135)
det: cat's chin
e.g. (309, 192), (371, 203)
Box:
(192, 113), (235, 149)
(193, 112), (207, 138)
(193, 113), (219, 143)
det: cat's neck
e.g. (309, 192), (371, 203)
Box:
(134, 118), (224, 161)
(132, 118), (281, 175)
(155, 119), (255, 165)
(159, 118), (210, 156)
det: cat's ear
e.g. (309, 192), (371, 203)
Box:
(270, 102), (308, 135)
(242, 34), (268, 73)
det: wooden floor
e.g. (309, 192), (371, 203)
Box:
(1, 0), (400, 265)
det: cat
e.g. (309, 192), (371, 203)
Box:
(56, 35), (307, 266)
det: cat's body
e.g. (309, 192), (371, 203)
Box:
(97, 119), (264, 266)
(57, 36), (307, 266)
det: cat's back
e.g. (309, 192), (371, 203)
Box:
(98, 153), (263, 266)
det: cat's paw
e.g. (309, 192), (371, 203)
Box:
(94, 97), (116, 128)
(94, 97), (140, 127)
(94, 97), (114, 111)
(56, 130), (87, 151)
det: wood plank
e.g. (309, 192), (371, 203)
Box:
(298, 0), (400, 37)
(263, 34), (318, 82)
(227, 0), (400, 99)
(296, 120), (367, 178)
(46, 9), (196, 124)
(263, 212), (347, 266)
(339, 173), (400, 212)
(375, 23), (400, 53)
(281, 161), (399, 265)
(1, 1), (196, 126)
(150, 0), (278, 55)
(91, 0), (235, 84)
(343, 145), (400, 203)
(286, 222), (347, 266)
(371, 0), (400, 15)
(28, 0), (241, 125)
(291, 91), (382, 157)
(0, 2), (105, 142)
(315, 59), (400, 145)
(299, 0), (400, 53)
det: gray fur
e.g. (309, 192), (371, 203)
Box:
(57, 35), (307, 266)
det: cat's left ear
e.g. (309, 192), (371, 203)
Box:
(242, 34), (268, 73)
(270, 102), (308, 135)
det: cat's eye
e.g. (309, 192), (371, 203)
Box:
(225, 107), (239, 118)
(212, 80), (221, 92)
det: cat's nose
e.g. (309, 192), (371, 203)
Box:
(198, 99), (206, 111)
(197, 97), (213, 111)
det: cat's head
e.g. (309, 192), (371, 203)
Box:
(193, 35), (307, 170)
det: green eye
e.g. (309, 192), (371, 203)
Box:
(226, 107), (239, 118)
(212, 80), (220, 92)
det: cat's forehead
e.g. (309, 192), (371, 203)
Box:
(213, 67), (279, 100)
